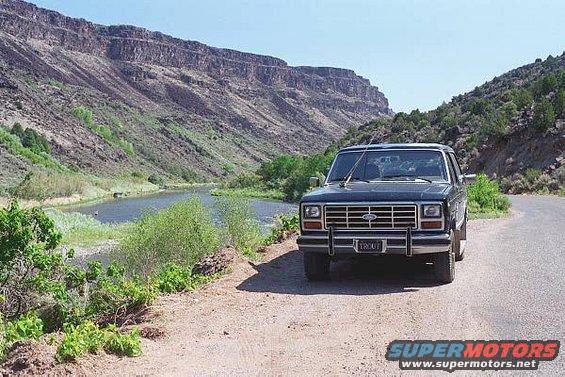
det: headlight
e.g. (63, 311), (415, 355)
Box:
(422, 204), (442, 218)
(303, 205), (321, 219)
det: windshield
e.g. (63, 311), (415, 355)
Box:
(326, 149), (449, 183)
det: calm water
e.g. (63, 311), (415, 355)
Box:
(61, 186), (298, 228)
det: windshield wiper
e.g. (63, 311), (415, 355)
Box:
(330, 177), (370, 184)
(381, 174), (433, 183)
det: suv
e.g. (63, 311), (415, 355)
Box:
(298, 143), (475, 284)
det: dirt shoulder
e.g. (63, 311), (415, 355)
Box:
(80, 223), (497, 376)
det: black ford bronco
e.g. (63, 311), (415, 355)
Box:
(297, 143), (475, 284)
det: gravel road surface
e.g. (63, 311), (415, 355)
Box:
(92, 195), (564, 376)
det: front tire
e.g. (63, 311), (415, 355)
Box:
(433, 233), (455, 283)
(455, 219), (466, 261)
(304, 252), (330, 281)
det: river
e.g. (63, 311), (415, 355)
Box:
(60, 186), (298, 228)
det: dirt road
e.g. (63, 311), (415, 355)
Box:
(92, 196), (564, 376)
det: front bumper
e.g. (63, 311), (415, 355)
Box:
(297, 229), (450, 256)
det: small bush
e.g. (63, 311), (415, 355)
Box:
(11, 126), (51, 154)
(502, 170), (560, 194)
(4, 312), (44, 343)
(56, 321), (141, 362)
(0, 201), (63, 318)
(216, 197), (263, 258)
(103, 325), (141, 357)
(0, 312), (44, 360)
(263, 214), (299, 245)
(72, 106), (94, 126)
(467, 174), (510, 215)
(147, 174), (165, 187)
(86, 264), (157, 322)
(154, 264), (191, 293)
(116, 199), (221, 276)
(532, 98), (556, 131)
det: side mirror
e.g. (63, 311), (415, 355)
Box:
(309, 176), (320, 188)
(463, 174), (476, 184)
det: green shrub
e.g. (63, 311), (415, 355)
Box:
(467, 174), (510, 215)
(524, 168), (542, 183)
(86, 262), (157, 321)
(72, 107), (134, 156)
(117, 199), (221, 276)
(14, 127), (51, 154)
(263, 214), (299, 245)
(103, 325), (141, 357)
(554, 89), (564, 117)
(154, 264), (191, 293)
(0, 126), (60, 169)
(502, 170), (560, 194)
(532, 98), (556, 131)
(154, 264), (217, 294)
(216, 197), (262, 258)
(147, 174), (165, 187)
(223, 172), (263, 189)
(56, 321), (141, 362)
(0, 200), (63, 318)
(4, 312), (44, 343)
(72, 106), (94, 126)
(0, 312), (44, 361)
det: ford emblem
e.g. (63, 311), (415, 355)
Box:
(362, 213), (377, 221)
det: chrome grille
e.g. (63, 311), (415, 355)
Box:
(324, 204), (418, 230)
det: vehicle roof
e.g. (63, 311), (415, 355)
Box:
(339, 143), (454, 153)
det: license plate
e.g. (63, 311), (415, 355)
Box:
(354, 239), (384, 253)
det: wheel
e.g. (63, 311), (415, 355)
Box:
(304, 252), (330, 281)
(455, 219), (467, 261)
(433, 233), (455, 284)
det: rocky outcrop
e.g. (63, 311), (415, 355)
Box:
(0, 0), (387, 106)
(0, 0), (391, 185)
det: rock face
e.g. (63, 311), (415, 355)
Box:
(0, 0), (391, 184)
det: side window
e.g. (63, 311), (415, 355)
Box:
(448, 153), (463, 183)
(446, 157), (458, 184)
(448, 153), (463, 182)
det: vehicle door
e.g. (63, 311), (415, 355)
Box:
(447, 152), (465, 229)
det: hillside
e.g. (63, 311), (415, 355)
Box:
(0, 0), (391, 194)
(334, 54), (565, 193)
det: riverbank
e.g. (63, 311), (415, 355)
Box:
(210, 187), (285, 201)
(0, 181), (218, 210)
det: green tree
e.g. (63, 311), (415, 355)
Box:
(10, 123), (24, 139)
(532, 98), (556, 131)
(0, 201), (62, 318)
(467, 98), (493, 116)
(501, 102), (518, 120)
(554, 89), (565, 118)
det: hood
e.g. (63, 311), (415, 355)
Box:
(300, 182), (451, 203)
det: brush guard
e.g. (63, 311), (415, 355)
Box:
(328, 226), (335, 256)
(405, 227), (413, 257)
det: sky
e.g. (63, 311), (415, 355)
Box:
(32, 0), (564, 112)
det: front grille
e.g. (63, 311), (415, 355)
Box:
(324, 204), (418, 230)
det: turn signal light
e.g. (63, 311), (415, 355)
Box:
(421, 221), (443, 229)
(303, 221), (322, 230)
